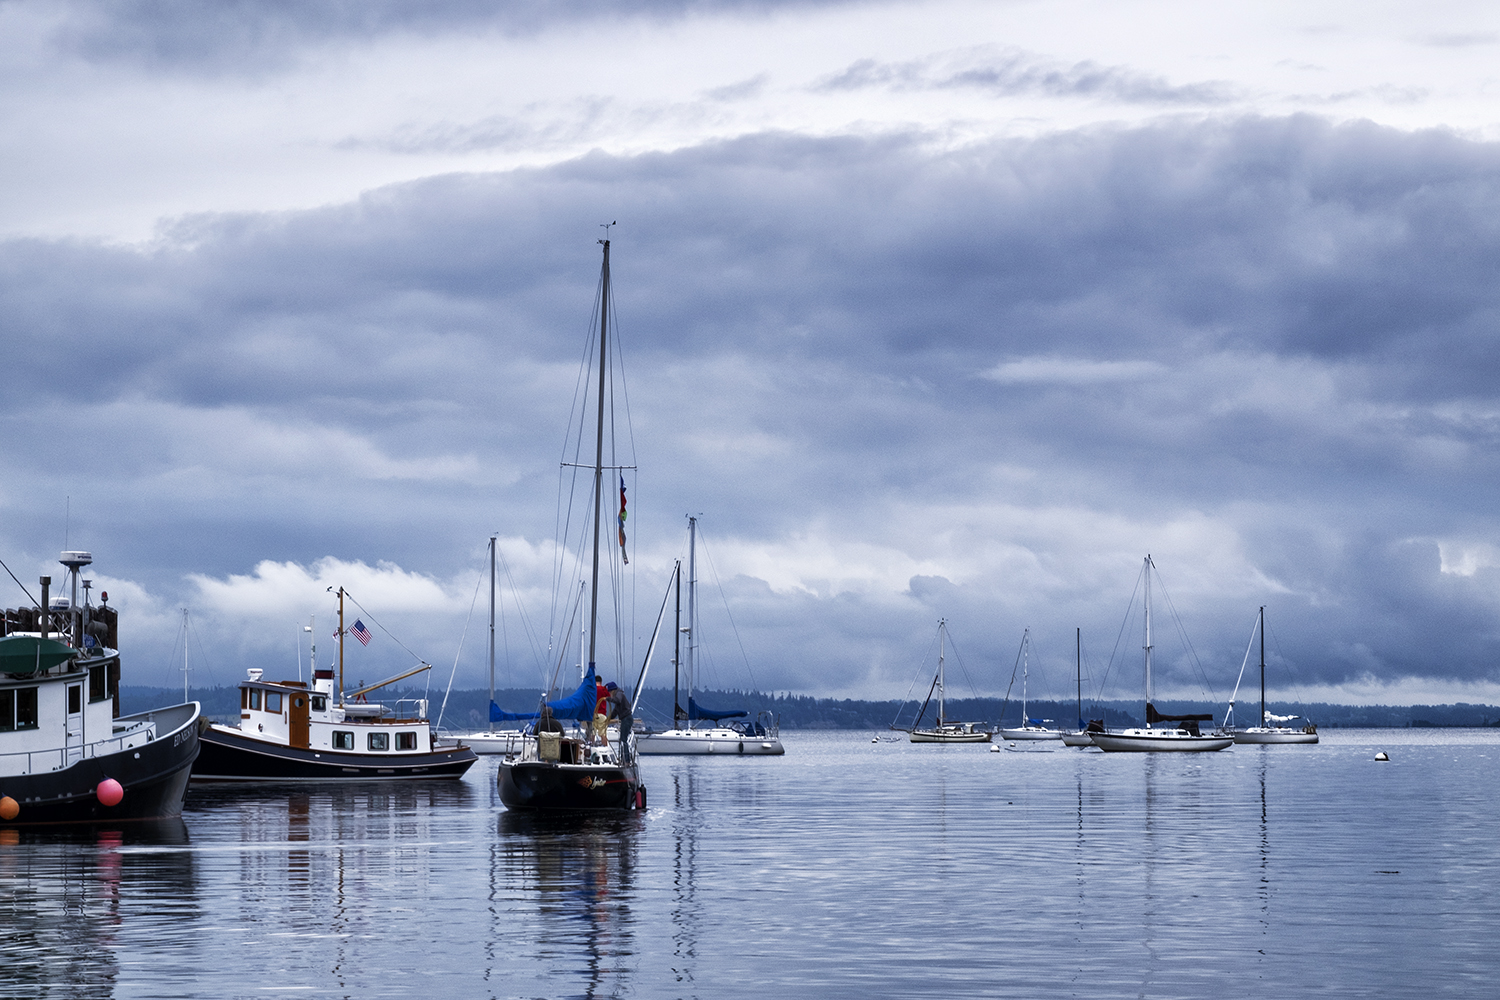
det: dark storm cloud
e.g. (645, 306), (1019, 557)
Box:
(49, 0), (855, 73)
(5, 115), (1500, 694)
(816, 47), (1238, 105)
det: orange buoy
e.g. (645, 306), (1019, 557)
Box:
(0, 796), (18, 821)
(96, 778), (124, 807)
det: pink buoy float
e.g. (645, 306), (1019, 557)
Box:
(96, 778), (124, 807)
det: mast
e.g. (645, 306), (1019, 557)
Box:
(488, 535), (497, 714)
(673, 557), (682, 731)
(1259, 605), (1266, 728)
(1143, 555), (1153, 728)
(1021, 628), (1029, 724)
(586, 238), (610, 679)
(1076, 627), (1082, 731)
(937, 619), (946, 726)
(182, 608), (189, 703)
(686, 515), (697, 730)
(338, 587), (345, 706)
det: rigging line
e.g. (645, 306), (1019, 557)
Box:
(892, 626), (941, 728)
(1101, 563), (1145, 699)
(696, 529), (764, 698)
(942, 629), (984, 702)
(998, 629), (1025, 723)
(340, 591), (428, 666)
(496, 546), (548, 685)
(1151, 566), (1219, 702)
(0, 556), (39, 606)
(436, 563), (485, 730)
(186, 613), (219, 690)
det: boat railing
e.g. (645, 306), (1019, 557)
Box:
(0, 722), (158, 777)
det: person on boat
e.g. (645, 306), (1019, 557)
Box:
(592, 679), (610, 743)
(604, 682), (633, 760)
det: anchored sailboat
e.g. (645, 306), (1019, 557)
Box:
(897, 620), (992, 744)
(999, 628), (1061, 741)
(1089, 556), (1233, 753)
(1227, 607), (1319, 745)
(497, 235), (646, 810)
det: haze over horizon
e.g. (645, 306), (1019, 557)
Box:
(5, 0), (1500, 707)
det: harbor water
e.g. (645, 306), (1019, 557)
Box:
(3, 729), (1497, 998)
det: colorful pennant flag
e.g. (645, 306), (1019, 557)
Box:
(617, 476), (629, 565)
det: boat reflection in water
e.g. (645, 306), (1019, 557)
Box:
(0, 819), (195, 995)
(496, 810), (643, 997)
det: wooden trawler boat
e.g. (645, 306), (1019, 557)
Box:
(497, 235), (645, 810)
(1, 551), (201, 825)
(895, 620), (992, 744)
(1089, 556), (1233, 753)
(636, 517), (784, 756)
(192, 587), (477, 782)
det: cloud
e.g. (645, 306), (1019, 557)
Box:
(815, 46), (1239, 106)
(7, 115), (1500, 699)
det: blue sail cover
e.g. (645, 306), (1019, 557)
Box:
(688, 696), (747, 722)
(491, 665), (599, 722)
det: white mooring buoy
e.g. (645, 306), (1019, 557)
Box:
(1375, 751), (1389, 761)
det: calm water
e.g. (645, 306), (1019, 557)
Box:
(2, 729), (1497, 999)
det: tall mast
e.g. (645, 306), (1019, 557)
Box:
(1021, 628), (1029, 723)
(937, 619), (946, 726)
(586, 238), (610, 678)
(1259, 606), (1266, 728)
(488, 535), (497, 712)
(338, 587), (345, 705)
(1143, 555), (1153, 727)
(182, 608), (189, 702)
(1076, 627), (1082, 731)
(673, 558), (682, 731)
(686, 516), (697, 730)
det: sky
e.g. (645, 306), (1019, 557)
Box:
(4, 0), (1500, 708)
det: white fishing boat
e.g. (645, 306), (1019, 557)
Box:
(999, 628), (1061, 741)
(497, 234), (645, 810)
(636, 517), (784, 756)
(1226, 607), (1319, 745)
(1090, 556), (1233, 753)
(897, 620), (992, 744)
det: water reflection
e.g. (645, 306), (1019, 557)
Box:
(0, 820), (195, 999)
(496, 810), (642, 998)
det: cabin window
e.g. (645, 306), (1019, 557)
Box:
(0, 690), (12, 731)
(14, 687), (37, 730)
(89, 665), (108, 702)
(332, 731), (354, 750)
(367, 732), (389, 751)
(266, 692), (282, 714)
(67, 685), (82, 715)
(311, 695), (327, 712)
(248, 689), (262, 711)
(395, 731), (417, 751)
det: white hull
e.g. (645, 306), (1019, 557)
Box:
(909, 727), (991, 744)
(999, 727), (1062, 741)
(636, 727), (784, 755)
(1233, 728), (1319, 745)
(1090, 728), (1233, 753)
(1061, 731), (1095, 747)
(454, 730), (533, 755)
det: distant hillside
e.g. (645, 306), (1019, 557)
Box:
(119, 686), (1500, 730)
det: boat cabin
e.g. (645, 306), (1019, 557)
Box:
(233, 668), (436, 756)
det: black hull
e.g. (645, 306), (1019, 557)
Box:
(192, 725), (477, 782)
(0, 702), (202, 826)
(498, 759), (645, 811)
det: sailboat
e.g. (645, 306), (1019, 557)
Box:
(636, 517), (784, 755)
(1228, 607), (1319, 745)
(999, 628), (1061, 740)
(451, 536), (533, 755)
(899, 620), (992, 743)
(1089, 556), (1233, 753)
(497, 235), (647, 810)
(1061, 628), (1100, 746)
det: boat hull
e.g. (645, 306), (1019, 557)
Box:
(498, 759), (645, 810)
(1060, 731), (1096, 746)
(1233, 728), (1319, 745)
(636, 728), (784, 755)
(909, 729), (992, 744)
(192, 724), (477, 782)
(454, 730), (533, 755)
(999, 727), (1062, 741)
(1090, 729), (1233, 752)
(0, 702), (202, 826)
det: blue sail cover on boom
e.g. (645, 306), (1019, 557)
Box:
(491, 665), (599, 722)
(687, 696), (748, 722)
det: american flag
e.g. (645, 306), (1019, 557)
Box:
(350, 619), (372, 646)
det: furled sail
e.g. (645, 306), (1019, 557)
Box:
(491, 665), (599, 722)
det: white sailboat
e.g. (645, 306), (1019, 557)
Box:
(1227, 607), (1319, 745)
(1090, 556), (1233, 753)
(1061, 628), (1099, 746)
(900, 620), (992, 744)
(636, 517), (784, 755)
(451, 536), (532, 755)
(999, 628), (1061, 740)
